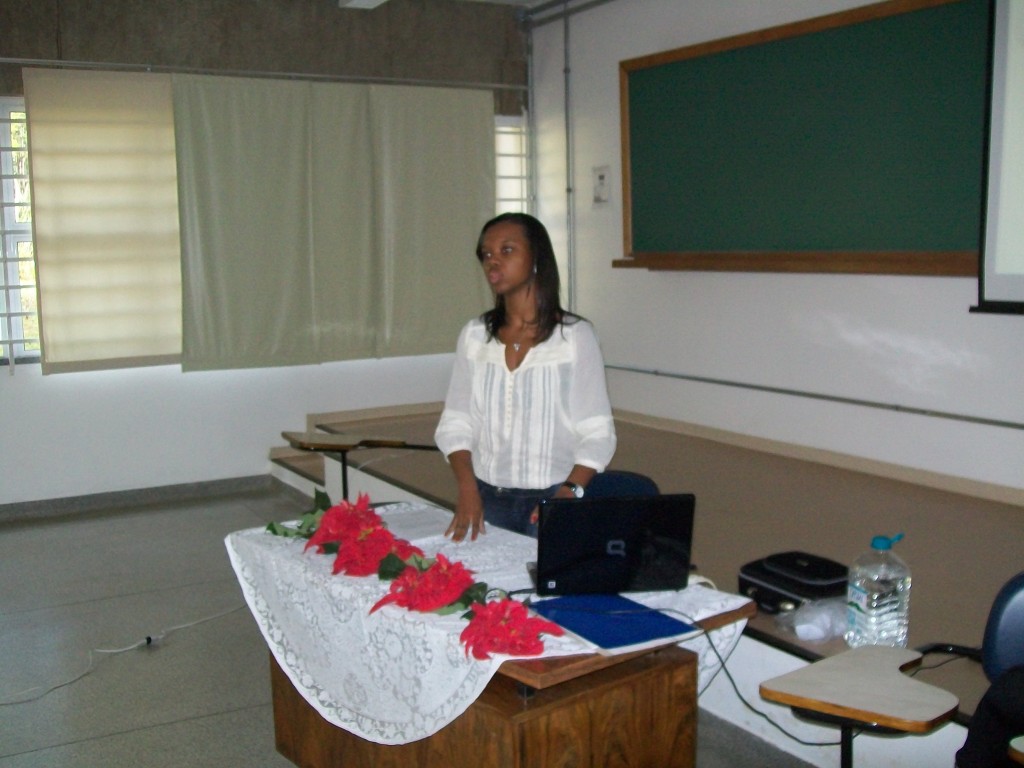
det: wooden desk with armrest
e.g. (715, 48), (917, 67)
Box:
(760, 646), (959, 768)
(1009, 735), (1024, 765)
(282, 430), (438, 500)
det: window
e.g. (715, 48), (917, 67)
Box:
(25, 69), (182, 373)
(1, 98), (38, 366)
(495, 114), (531, 215)
(13, 75), (525, 372)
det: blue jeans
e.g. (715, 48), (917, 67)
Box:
(477, 479), (559, 539)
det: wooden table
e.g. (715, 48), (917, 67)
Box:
(282, 430), (438, 499)
(759, 646), (959, 768)
(271, 600), (755, 768)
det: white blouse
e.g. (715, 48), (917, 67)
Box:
(434, 317), (617, 490)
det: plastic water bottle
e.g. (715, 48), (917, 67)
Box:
(844, 533), (911, 648)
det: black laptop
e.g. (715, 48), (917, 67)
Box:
(533, 493), (696, 596)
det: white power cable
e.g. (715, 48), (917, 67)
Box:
(0, 604), (244, 706)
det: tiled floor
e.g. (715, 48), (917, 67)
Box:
(0, 480), (811, 767)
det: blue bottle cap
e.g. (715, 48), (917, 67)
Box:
(871, 533), (904, 550)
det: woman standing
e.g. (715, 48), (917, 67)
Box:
(435, 213), (616, 541)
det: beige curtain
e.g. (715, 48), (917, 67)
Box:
(24, 68), (182, 373)
(174, 75), (494, 370)
(26, 69), (494, 373)
(368, 85), (497, 357)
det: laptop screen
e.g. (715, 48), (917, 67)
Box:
(534, 493), (696, 596)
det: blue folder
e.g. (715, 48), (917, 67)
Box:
(531, 594), (700, 655)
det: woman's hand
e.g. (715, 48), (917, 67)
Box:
(444, 450), (484, 542)
(446, 490), (484, 542)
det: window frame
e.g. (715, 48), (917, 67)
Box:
(0, 97), (39, 366)
(495, 113), (531, 215)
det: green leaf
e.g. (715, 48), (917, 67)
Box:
(435, 582), (490, 615)
(265, 521), (306, 537)
(377, 552), (409, 581)
(312, 488), (333, 513)
(461, 581), (490, 606)
(405, 553), (435, 573)
(265, 488), (334, 538)
(294, 509), (323, 536)
(434, 602), (467, 616)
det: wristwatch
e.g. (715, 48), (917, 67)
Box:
(562, 481), (585, 499)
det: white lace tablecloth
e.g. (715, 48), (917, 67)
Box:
(225, 501), (750, 745)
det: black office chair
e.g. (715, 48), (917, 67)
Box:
(980, 571), (1024, 683)
(918, 571), (1024, 768)
(918, 570), (1024, 684)
(585, 470), (659, 498)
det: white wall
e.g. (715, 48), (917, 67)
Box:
(2, 355), (451, 505)
(8, 0), (1023, 509)
(531, 0), (1024, 495)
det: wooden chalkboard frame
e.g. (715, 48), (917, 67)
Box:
(617, 0), (990, 276)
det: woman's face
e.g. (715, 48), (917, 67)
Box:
(478, 220), (534, 297)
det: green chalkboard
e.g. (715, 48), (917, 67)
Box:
(618, 0), (992, 275)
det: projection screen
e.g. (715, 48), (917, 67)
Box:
(977, 0), (1024, 313)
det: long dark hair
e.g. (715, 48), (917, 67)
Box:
(475, 212), (578, 344)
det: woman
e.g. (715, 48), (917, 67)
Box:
(435, 213), (616, 541)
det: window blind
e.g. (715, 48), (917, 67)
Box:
(23, 68), (182, 373)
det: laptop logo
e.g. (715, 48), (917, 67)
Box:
(606, 539), (626, 557)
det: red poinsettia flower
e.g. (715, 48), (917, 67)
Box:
(304, 494), (382, 553)
(388, 538), (424, 563)
(332, 528), (424, 577)
(460, 599), (564, 660)
(333, 526), (396, 576)
(370, 554), (476, 614)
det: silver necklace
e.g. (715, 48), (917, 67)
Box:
(512, 342), (521, 352)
